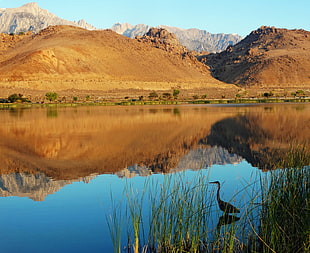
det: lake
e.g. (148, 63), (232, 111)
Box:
(0, 103), (309, 252)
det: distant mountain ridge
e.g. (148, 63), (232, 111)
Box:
(0, 3), (242, 53)
(111, 23), (243, 53)
(0, 2), (95, 34)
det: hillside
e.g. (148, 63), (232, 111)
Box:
(111, 23), (242, 53)
(0, 25), (220, 83)
(201, 26), (310, 87)
(0, 2), (95, 34)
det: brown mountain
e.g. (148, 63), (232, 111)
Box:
(202, 26), (310, 87)
(0, 25), (227, 93)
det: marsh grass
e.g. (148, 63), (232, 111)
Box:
(146, 174), (212, 252)
(275, 144), (310, 169)
(106, 192), (124, 253)
(108, 159), (309, 252)
(257, 166), (310, 253)
(107, 172), (250, 252)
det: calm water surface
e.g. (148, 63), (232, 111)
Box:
(0, 103), (309, 252)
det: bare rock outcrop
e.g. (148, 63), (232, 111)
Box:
(135, 28), (205, 68)
(136, 28), (189, 55)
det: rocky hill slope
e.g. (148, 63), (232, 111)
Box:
(111, 23), (242, 53)
(201, 26), (310, 87)
(135, 28), (196, 60)
(0, 2), (95, 34)
(0, 25), (218, 85)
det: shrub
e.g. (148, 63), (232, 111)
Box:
(263, 91), (273, 98)
(296, 90), (306, 97)
(173, 89), (180, 98)
(45, 92), (58, 102)
(148, 92), (159, 100)
(8, 93), (28, 103)
(162, 92), (172, 99)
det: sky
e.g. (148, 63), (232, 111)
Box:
(0, 0), (309, 37)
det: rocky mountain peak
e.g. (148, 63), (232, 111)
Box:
(135, 27), (209, 71)
(112, 23), (242, 53)
(136, 27), (188, 55)
(0, 2), (95, 34)
(19, 2), (40, 10)
(145, 28), (177, 40)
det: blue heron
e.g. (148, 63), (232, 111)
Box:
(210, 181), (240, 213)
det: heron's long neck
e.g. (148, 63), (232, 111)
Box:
(216, 185), (221, 202)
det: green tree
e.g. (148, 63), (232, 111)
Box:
(45, 92), (58, 102)
(173, 89), (180, 99)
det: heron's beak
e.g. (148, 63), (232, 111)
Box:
(209, 181), (217, 184)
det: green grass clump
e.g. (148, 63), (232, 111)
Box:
(107, 173), (247, 252)
(107, 155), (309, 252)
(147, 175), (212, 252)
(275, 145), (310, 169)
(258, 166), (310, 253)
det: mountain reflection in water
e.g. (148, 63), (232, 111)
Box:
(0, 104), (308, 200)
(0, 172), (96, 201)
(0, 145), (240, 199)
(0, 104), (309, 181)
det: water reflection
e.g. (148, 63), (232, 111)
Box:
(0, 104), (309, 181)
(217, 214), (240, 228)
(0, 172), (96, 201)
(0, 104), (308, 252)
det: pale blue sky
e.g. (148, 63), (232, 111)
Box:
(1, 0), (309, 37)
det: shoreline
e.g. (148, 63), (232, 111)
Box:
(1, 97), (309, 109)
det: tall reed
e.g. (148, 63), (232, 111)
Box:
(107, 153), (309, 252)
(108, 171), (247, 252)
(257, 166), (310, 253)
(106, 191), (124, 253)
